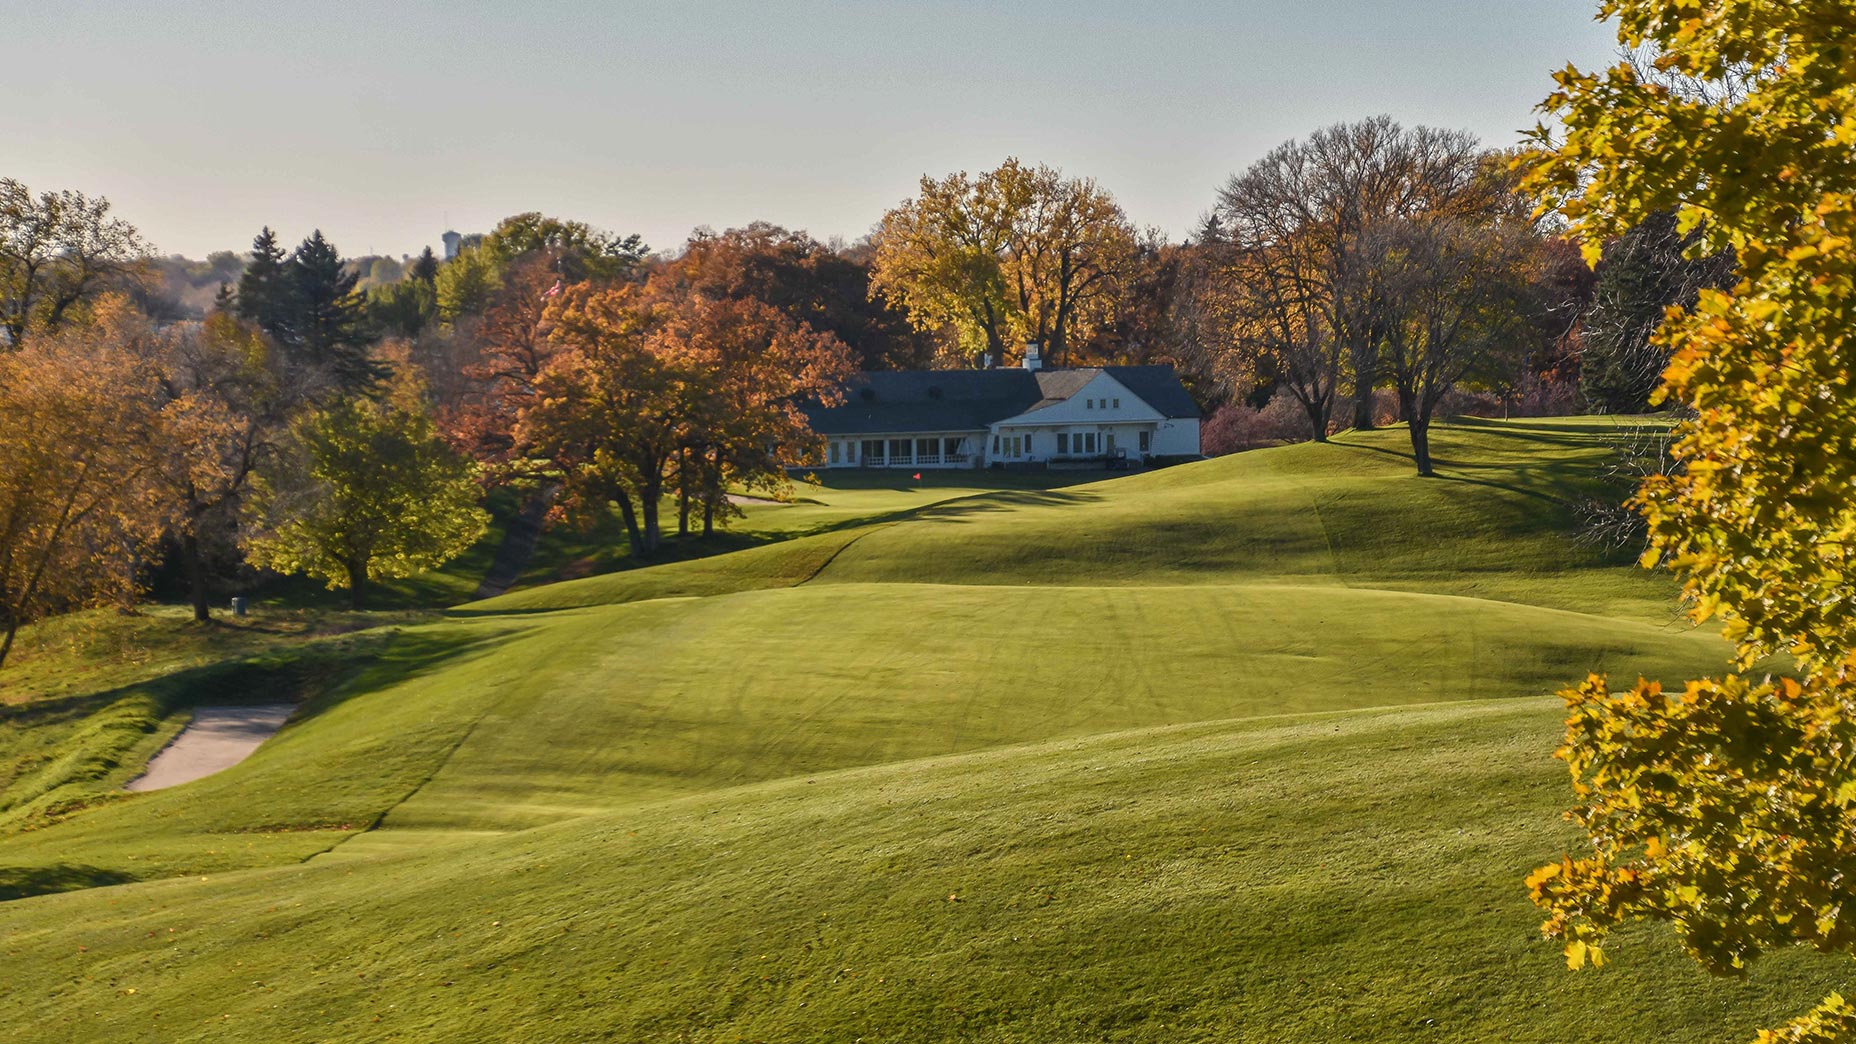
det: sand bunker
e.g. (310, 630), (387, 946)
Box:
(125, 704), (295, 792)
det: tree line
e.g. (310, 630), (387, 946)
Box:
(0, 203), (865, 667)
(0, 131), (1727, 664)
(857, 143), (1727, 476)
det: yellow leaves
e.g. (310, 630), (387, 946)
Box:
(1531, 6), (1856, 1038)
(1564, 939), (1606, 970)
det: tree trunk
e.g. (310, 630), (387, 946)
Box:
(1351, 367), (1377, 430)
(346, 559), (367, 611)
(641, 476), (662, 555)
(0, 621), (17, 670)
(184, 532), (211, 623)
(1302, 399), (1329, 443)
(677, 449), (691, 538)
(702, 448), (721, 537)
(1408, 409), (1435, 477)
(615, 496), (645, 558)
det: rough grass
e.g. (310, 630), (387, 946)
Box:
(1, 417), (1830, 1043)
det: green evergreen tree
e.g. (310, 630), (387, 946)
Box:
(234, 227), (295, 344)
(289, 230), (382, 391)
(410, 246), (440, 286)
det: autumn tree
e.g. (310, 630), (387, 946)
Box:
(517, 278), (849, 555)
(1205, 219), (1343, 440)
(518, 284), (688, 557)
(0, 322), (162, 667)
(1366, 214), (1540, 474)
(146, 312), (287, 621)
(446, 253), (568, 469)
(871, 159), (1136, 367)
(1211, 118), (1487, 435)
(439, 215), (648, 487)
(244, 372), (487, 610)
(653, 291), (853, 536)
(0, 178), (147, 348)
(1521, 3), (1856, 1040)
(669, 223), (931, 370)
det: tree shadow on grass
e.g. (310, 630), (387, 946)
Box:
(813, 487), (1107, 532)
(0, 862), (139, 901)
(1333, 431), (1599, 507)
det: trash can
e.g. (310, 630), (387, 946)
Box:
(230, 596), (248, 617)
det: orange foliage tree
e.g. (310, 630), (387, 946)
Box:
(517, 279), (851, 556)
(0, 323), (162, 667)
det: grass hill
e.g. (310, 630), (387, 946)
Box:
(0, 418), (1834, 1042)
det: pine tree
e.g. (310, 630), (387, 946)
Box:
(410, 246), (440, 286)
(290, 231), (382, 391)
(234, 227), (295, 344)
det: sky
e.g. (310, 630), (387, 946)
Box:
(3, 1), (1619, 261)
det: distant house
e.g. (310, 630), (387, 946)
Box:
(804, 348), (1201, 469)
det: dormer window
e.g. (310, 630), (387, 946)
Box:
(1113, 398), (1121, 409)
(1085, 398), (1094, 409)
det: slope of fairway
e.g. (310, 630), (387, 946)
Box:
(5, 416), (1806, 1044)
(809, 419), (1684, 621)
(0, 576), (1727, 884)
(1, 700), (1838, 1044)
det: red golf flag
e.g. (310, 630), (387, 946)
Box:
(912, 472), (922, 481)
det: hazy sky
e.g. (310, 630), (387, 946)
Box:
(5, 1), (1617, 260)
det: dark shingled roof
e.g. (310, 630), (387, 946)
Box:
(803, 365), (1199, 435)
(804, 370), (1043, 435)
(1102, 366), (1202, 419)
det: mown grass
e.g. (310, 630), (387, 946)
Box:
(2, 416), (1822, 1043)
(1, 701), (1838, 1043)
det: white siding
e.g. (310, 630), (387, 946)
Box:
(1150, 418), (1201, 457)
(1002, 372), (1162, 427)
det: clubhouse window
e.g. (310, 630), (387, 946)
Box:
(862, 439), (884, 463)
(1139, 430), (1151, 452)
(888, 438), (911, 462)
(1057, 432), (1069, 454)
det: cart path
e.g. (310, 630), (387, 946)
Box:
(125, 704), (295, 792)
